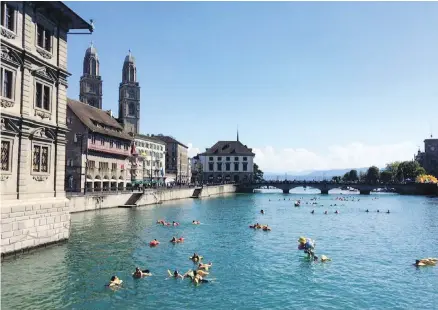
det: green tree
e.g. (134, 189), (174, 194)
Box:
(253, 163), (264, 182)
(342, 172), (350, 182)
(398, 161), (426, 180)
(366, 166), (380, 183)
(385, 162), (400, 175)
(332, 176), (341, 183)
(380, 170), (393, 184)
(348, 169), (359, 182)
(415, 166), (426, 176)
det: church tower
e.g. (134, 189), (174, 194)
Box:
(118, 50), (140, 134)
(79, 42), (102, 109)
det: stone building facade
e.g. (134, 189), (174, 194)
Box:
(199, 139), (255, 183)
(0, 1), (92, 255)
(415, 137), (438, 177)
(153, 135), (190, 184)
(131, 134), (166, 185)
(65, 99), (134, 193)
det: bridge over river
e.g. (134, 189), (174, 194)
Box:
(237, 181), (438, 195)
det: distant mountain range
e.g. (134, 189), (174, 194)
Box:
(264, 168), (372, 181)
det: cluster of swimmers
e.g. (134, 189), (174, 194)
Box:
(311, 210), (339, 214)
(168, 260), (213, 284)
(249, 223), (271, 231)
(156, 220), (179, 226)
(298, 236), (331, 262)
(365, 209), (390, 213)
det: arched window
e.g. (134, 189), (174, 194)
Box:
(128, 102), (135, 115)
(129, 66), (135, 82)
(90, 58), (96, 76)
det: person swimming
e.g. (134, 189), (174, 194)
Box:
(324, 211), (328, 214)
(262, 225), (271, 231)
(335, 210), (339, 214)
(192, 220), (200, 225)
(108, 275), (123, 287)
(413, 258), (437, 267)
(311, 210), (315, 214)
(198, 262), (213, 271)
(170, 236), (177, 243)
(191, 253), (201, 262)
(132, 267), (151, 278)
(261, 209), (264, 214)
(386, 210), (390, 214)
(366, 209), (369, 212)
(377, 210), (380, 213)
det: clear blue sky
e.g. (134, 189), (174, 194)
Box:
(66, 1), (438, 154)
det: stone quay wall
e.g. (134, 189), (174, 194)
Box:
(135, 184), (236, 206)
(1, 198), (70, 257)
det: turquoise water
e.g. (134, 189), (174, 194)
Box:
(2, 190), (438, 310)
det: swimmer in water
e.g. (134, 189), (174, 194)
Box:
(335, 210), (339, 214)
(311, 210), (315, 214)
(377, 210), (380, 213)
(108, 275), (123, 287)
(413, 258), (437, 267)
(324, 211), (328, 214)
(261, 209), (264, 214)
(132, 267), (151, 278)
(170, 236), (177, 243)
(172, 270), (184, 279)
(386, 210), (390, 214)
(366, 209), (369, 212)
(198, 262), (213, 271)
(191, 253), (201, 262)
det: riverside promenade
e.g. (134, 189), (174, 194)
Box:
(1, 184), (236, 258)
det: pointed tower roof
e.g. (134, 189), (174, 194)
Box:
(85, 41), (98, 59)
(237, 126), (239, 142)
(124, 49), (135, 64)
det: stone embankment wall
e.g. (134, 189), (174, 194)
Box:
(135, 184), (236, 206)
(1, 198), (70, 257)
(69, 193), (134, 213)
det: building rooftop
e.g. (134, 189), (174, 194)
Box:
(152, 134), (188, 148)
(68, 98), (132, 141)
(36, 2), (94, 32)
(135, 133), (166, 145)
(200, 141), (255, 156)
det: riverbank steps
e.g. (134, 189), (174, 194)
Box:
(1, 185), (236, 257)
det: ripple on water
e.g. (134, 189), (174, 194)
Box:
(1, 193), (438, 309)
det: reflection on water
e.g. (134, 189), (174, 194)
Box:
(2, 191), (438, 310)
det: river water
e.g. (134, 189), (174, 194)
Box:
(2, 190), (438, 310)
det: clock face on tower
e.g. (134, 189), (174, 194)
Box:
(430, 146), (436, 152)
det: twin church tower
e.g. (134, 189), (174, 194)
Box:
(79, 43), (140, 134)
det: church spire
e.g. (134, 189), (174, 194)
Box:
(80, 42), (102, 109)
(237, 126), (239, 142)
